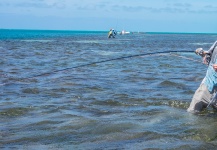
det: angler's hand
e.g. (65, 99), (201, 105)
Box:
(213, 64), (217, 72)
(203, 55), (208, 65)
(202, 51), (210, 65)
(202, 55), (209, 65)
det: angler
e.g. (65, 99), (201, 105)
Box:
(187, 41), (217, 113)
(108, 29), (117, 38)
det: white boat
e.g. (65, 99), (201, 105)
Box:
(119, 30), (130, 35)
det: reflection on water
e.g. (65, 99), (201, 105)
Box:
(1, 31), (217, 149)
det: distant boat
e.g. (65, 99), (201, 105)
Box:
(119, 30), (130, 35)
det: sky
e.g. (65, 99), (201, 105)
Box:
(0, 0), (217, 33)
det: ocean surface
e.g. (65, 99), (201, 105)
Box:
(1, 29), (217, 149)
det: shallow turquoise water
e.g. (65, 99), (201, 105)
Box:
(1, 30), (217, 149)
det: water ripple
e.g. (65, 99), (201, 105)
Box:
(1, 32), (217, 149)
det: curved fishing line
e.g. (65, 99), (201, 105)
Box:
(28, 50), (194, 78)
(2, 50), (195, 86)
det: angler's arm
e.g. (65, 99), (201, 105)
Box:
(206, 41), (217, 65)
(207, 41), (217, 54)
(195, 41), (217, 65)
(195, 41), (217, 56)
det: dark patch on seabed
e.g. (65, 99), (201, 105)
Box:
(1, 30), (217, 149)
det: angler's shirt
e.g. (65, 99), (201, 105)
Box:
(204, 41), (217, 92)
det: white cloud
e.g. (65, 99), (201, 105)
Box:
(1, 0), (216, 16)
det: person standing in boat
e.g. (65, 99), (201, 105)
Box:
(187, 41), (217, 114)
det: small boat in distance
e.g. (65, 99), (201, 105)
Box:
(119, 30), (130, 35)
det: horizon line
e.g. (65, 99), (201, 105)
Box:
(0, 28), (216, 34)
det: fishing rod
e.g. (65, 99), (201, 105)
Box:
(2, 50), (195, 85)
(27, 50), (194, 78)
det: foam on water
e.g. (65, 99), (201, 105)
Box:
(21, 40), (54, 42)
(191, 42), (213, 46)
